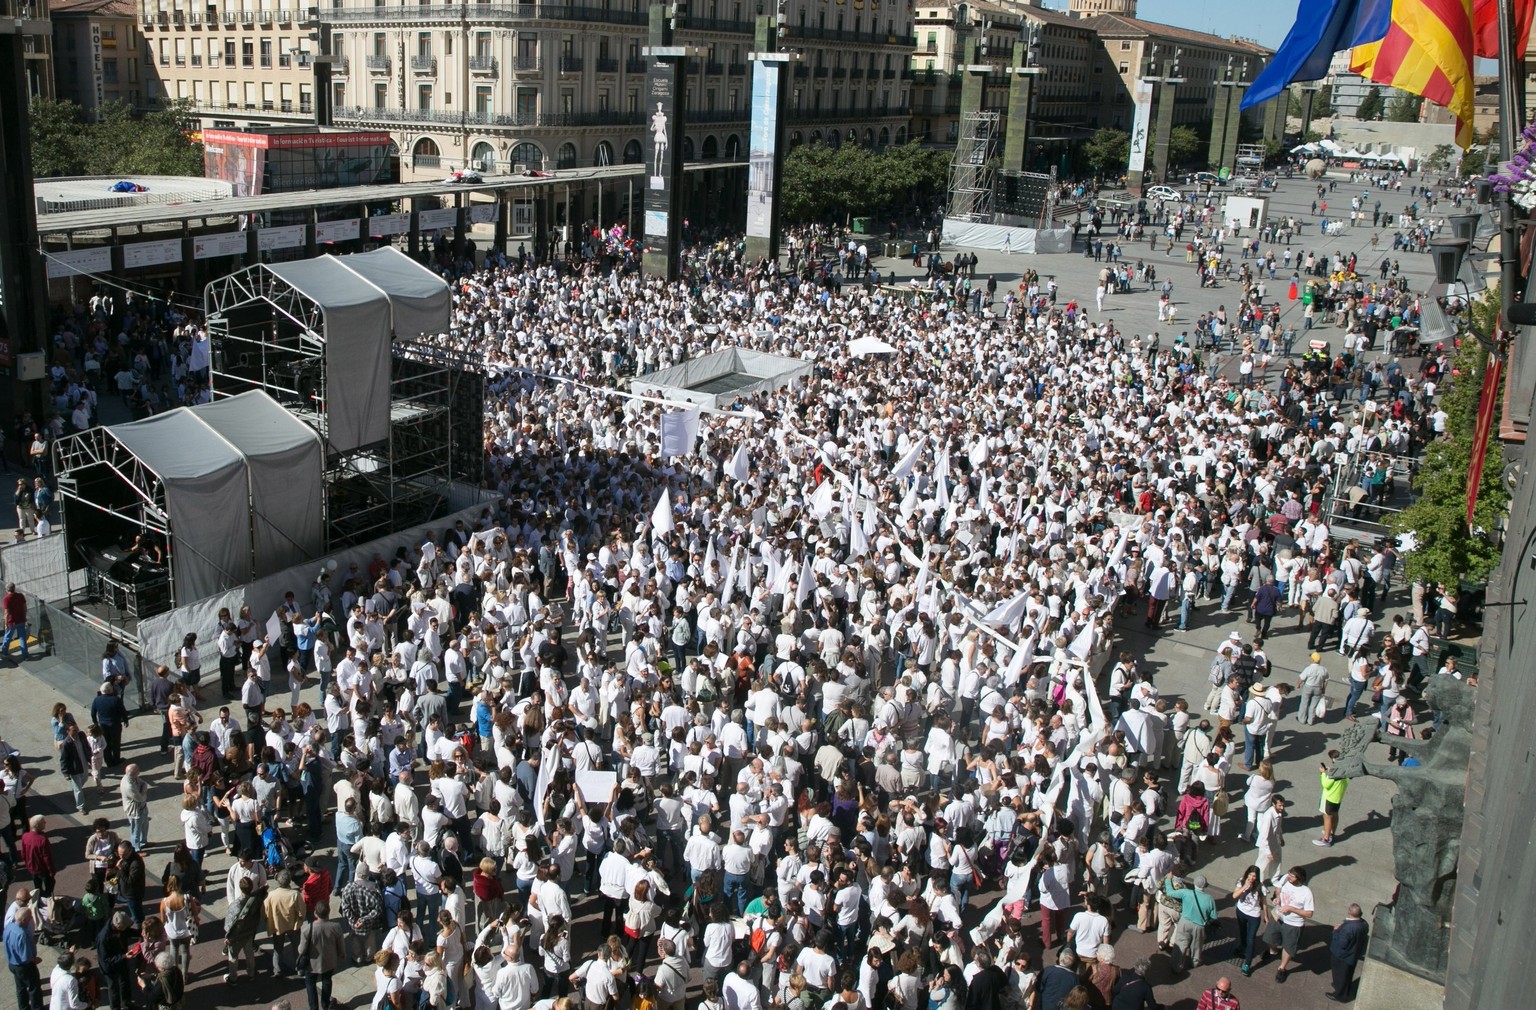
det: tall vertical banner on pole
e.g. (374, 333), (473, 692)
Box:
(1128, 81), (1153, 174)
(643, 58), (684, 280)
(745, 59), (782, 249)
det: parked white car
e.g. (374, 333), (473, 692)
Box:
(1146, 185), (1184, 202)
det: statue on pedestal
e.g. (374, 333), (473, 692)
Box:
(1327, 677), (1476, 981)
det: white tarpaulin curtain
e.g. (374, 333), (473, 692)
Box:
(939, 220), (1075, 254)
(108, 410), (250, 603)
(266, 258), (393, 453)
(190, 392), (325, 576)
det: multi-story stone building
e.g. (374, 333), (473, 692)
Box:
(906, 1), (1271, 175)
(320, 1), (914, 178)
(908, 1), (1093, 173)
(140, 2), (915, 178)
(136, 2), (319, 122)
(11, 0), (56, 100)
(52, 0), (143, 115)
(1080, 11), (1272, 135)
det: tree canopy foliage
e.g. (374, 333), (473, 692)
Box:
(31, 98), (204, 178)
(1168, 125), (1200, 167)
(1082, 128), (1129, 177)
(1355, 86), (1385, 122)
(1391, 291), (1510, 587)
(779, 141), (948, 223)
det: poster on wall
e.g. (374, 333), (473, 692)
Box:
(368, 212), (409, 237)
(193, 231), (247, 259)
(123, 239), (183, 269)
(257, 225), (307, 251)
(418, 208), (459, 231)
(315, 218), (359, 244)
(746, 60), (782, 241)
(1128, 81), (1154, 175)
(643, 58), (681, 268)
(45, 247), (112, 279)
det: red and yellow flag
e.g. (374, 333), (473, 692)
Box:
(1472, 0), (1535, 57)
(1351, 0), (1476, 146)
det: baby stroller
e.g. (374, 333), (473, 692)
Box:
(263, 824), (295, 872)
(37, 895), (85, 948)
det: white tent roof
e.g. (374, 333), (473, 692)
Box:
(848, 336), (898, 356)
(261, 247), (449, 453)
(104, 391), (324, 603)
(191, 391), (325, 576)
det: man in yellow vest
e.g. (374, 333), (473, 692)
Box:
(1317, 750), (1349, 847)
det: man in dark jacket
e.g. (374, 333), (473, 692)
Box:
(1038, 949), (1081, 1010)
(963, 950), (1007, 1010)
(114, 841), (147, 926)
(298, 901), (350, 1010)
(89, 683), (129, 766)
(1327, 903), (1369, 1002)
(96, 912), (135, 1010)
(1110, 958), (1160, 1010)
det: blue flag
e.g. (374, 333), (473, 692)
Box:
(1242, 0), (1394, 109)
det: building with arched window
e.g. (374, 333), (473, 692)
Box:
(135, 0), (910, 184)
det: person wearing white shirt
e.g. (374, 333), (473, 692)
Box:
(721, 831), (754, 915)
(723, 964), (764, 1010)
(683, 818), (724, 880)
(50, 953), (89, 1010)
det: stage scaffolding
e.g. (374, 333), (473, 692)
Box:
(948, 111), (1001, 223)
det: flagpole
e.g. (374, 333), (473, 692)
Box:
(1498, 0), (1526, 338)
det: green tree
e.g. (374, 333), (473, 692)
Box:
(28, 97), (86, 176)
(1460, 146), (1488, 176)
(1167, 125), (1200, 166)
(1314, 85), (1334, 118)
(1391, 291), (1510, 587)
(1355, 86), (1385, 122)
(1386, 93), (1424, 122)
(780, 141), (948, 223)
(1082, 128), (1129, 177)
(28, 97), (203, 179)
(1424, 144), (1455, 171)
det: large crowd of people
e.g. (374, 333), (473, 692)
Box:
(1, 170), (1477, 1010)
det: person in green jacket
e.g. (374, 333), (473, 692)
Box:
(1318, 749), (1349, 846)
(1164, 874), (1219, 974)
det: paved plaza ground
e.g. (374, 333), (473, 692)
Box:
(1, 168), (1461, 1010)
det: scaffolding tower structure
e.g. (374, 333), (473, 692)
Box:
(948, 111), (1001, 223)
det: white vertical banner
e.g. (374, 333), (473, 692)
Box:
(1129, 81), (1154, 175)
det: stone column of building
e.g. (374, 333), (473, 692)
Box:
(1001, 25), (1042, 174)
(744, 13), (790, 264)
(642, 3), (688, 281)
(1207, 81), (1233, 169)
(1150, 76), (1178, 185)
(1220, 77), (1247, 175)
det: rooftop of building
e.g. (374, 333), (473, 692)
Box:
(49, 0), (134, 17)
(1078, 12), (1273, 55)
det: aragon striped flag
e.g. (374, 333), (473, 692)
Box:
(1241, 0), (1392, 109)
(1349, 0), (1476, 147)
(1472, 0), (1535, 58)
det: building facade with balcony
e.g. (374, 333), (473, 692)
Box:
(311, 0), (913, 180)
(1081, 13), (1272, 138)
(908, 1), (1093, 174)
(13, 1), (56, 101)
(136, 1), (321, 123)
(52, 0), (143, 116)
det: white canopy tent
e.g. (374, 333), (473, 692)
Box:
(848, 336), (898, 356)
(89, 392), (325, 603)
(213, 246), (452, 456)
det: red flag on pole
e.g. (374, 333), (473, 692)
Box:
(1466, 355), (1503, 527)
